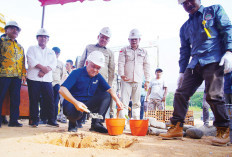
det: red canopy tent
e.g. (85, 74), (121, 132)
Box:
(38, 0), (111, 27)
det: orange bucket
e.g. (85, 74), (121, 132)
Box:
(105, 118), (125, 136)
(130, 119), (149, 136)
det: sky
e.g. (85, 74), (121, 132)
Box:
(1, 0), (232, 91)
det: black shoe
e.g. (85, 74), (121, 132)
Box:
(47, 121), (59, 127)
(89, 122), (108, 133)
(2, 117), (8, 124)
(68, 121), (78, 132)
(8, 122), (23, 127)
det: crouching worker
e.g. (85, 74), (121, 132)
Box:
(59, 51), (123, 133)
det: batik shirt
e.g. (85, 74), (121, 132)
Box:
(0, 35), (26, 78)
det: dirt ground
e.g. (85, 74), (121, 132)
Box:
(0, 118), (231, 157)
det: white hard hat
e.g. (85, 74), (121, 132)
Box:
(128, 29), (141, 39)
(99, 27), (111, 38)
(87, 51), (105, 67)
(178, 0), (186, 4)
(36, 28), (49, 37)
(4, 21), (21, 31)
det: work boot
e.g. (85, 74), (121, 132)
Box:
(211, 127), (230, 146)
(160, 122), (183, 140)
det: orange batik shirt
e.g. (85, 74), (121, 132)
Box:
(0, 35), (26, 78)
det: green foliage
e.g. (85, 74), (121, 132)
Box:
(166, 91), (204, 108)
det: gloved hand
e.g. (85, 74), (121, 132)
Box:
(177, 73), (184, 88)
(219, 51), (232, 74)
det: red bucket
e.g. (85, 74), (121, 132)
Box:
(130, 119), (149, 136)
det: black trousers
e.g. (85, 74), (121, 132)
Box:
(171, 63), (230, 127)
(63, 90), (111, 125)
(27, 79), (55, 123)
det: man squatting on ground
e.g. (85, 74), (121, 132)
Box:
(59, 51), (123, 133)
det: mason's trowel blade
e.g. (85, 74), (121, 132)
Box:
(89, 113), (103, 119)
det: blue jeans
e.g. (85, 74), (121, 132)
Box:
(63, 91), (111, 125)
(0, 77), (21, 123)
(140, 96), (145, 119)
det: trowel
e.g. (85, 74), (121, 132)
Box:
(89, 112), (103, 119)
(82, 106), (103, 119)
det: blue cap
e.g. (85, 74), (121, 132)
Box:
(52, 47), (60, 53)
(155, 68), (163, 73)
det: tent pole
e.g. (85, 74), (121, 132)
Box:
(41, 6), (45, 28)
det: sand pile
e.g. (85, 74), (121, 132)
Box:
(20, 132), (138, 149)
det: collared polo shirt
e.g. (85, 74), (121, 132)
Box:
(62, 67), (111, 102)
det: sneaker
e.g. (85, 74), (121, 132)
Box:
(8, 121), (23, 127)
(89, 122), (108, 133)
(212, 127), (230, 146)
(60, 118), (67, 123)
(68, 121), (78, 132)
(160, 122), (183, 140)
(47, 121), (59, 127)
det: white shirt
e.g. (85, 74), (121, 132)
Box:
(26, 45), (57, 82)
(149, 78), (167, 100)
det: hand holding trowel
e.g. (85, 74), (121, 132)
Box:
(77, 102), (103, 120)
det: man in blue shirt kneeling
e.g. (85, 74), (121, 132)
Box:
(59, 51), (123, 133)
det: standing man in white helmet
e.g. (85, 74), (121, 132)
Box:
(0, 21), (26, 128)
(26, 28), (59, 128)
(160, 0), (232, 146)
(77, 27), (115, 124)
(59, 51), (123, 132)
(118, 29), (150, 120)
